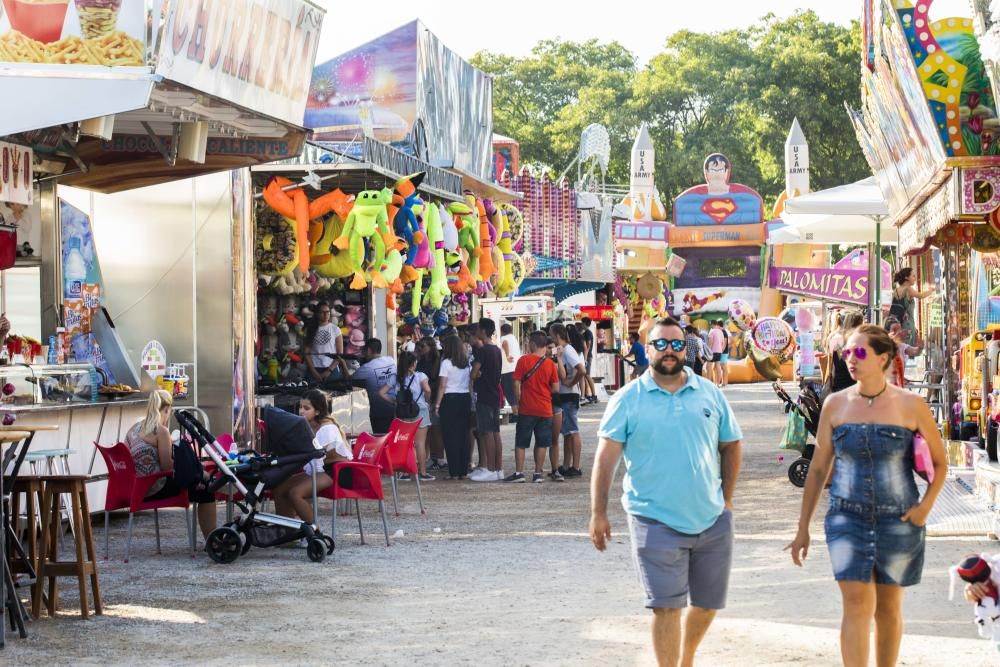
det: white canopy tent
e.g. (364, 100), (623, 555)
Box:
(773, 176), (892, 317)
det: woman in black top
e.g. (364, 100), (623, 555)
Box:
(827, 311), (864, 392)
(416, 336), (444, 468)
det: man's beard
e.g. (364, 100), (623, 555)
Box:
(653, 356), (684, 376)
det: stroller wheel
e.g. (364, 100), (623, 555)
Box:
(206, 527), (242, 564)
(306, 538), (326, 563)
(320, 534), (335, 555)
(788, 458), (810, 488)
(223, 521), (252, 555)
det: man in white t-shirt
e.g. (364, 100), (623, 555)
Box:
(499, 322), (522, 422)
(550, 323), (586, 478)
(352, 338), (397, 434)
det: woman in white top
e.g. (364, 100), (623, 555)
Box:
(304, 302), (345, 384)
(380, 351), (434, 481)
(272, 389), (351, 525)
(434, 334), (472, 479)
(499, 322), (521, 419)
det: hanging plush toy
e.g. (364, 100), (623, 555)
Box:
(441, 202), (459, 253)
(422, 201), (450, 309)
(952, 553), (1000, 650)
(449, 201), (480, 283)
(262, 178), (354, 273)
(311, 214), (354, 278)
(332, 188), (394, 289)
(255, 202), (298, 276)
(495, 202), (516, 297)
(476, 196), (498, 283)
(393, 173), (426, 283)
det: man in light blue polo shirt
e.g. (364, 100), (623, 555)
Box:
(590, 317), (742, 667)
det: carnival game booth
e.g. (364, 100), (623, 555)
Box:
(855, 0), (1000, 437)
(849, 1), (1000, 526)
(251, 140), (465, 416)
(0, 0), (328, 509)
(305, 19), (520, 337)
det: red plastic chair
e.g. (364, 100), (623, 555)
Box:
(383, 418), (424, 515)
(318, 432), (391, 546)
(95, 442), (195, 562)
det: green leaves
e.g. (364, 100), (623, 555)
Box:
(476, 11), (870, 208)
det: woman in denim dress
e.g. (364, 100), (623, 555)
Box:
(787, 325), (947, 666)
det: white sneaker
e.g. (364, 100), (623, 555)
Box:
(469, 468), (493, 482)
(494, 470), (505, 481)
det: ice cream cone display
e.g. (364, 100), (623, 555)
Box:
(74, 0), (121, 39)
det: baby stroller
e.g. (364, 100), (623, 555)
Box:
(772, 381), (823, 488)
(174, 408), (336, 564)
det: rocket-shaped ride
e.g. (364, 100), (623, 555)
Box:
(620, 123), (667, 222)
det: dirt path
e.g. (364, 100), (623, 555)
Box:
(5, 383), (997, 665)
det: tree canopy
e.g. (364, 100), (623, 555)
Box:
(471, 11), (870, 210)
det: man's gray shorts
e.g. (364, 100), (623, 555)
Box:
(628, 511), (734, 610)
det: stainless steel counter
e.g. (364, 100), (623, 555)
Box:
(8, 396), (149, 414)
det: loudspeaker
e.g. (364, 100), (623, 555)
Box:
(79, 115), (115, 140)
(178, 121), (209, 163)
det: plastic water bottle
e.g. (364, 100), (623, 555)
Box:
(47, 336), (58, 364)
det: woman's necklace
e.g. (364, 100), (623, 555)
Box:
(857, 382), (888, 407)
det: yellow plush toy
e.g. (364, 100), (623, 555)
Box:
(495, 204), (516, 297)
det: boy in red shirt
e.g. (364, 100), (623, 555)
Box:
(507, 331), (561, 483)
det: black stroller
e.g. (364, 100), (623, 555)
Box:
(174, 408), (336, 564)
(772, 381), (823, 488)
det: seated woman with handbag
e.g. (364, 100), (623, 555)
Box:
(126, 390), (218, 538)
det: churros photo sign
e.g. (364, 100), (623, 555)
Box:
(0, 0), (145, 67)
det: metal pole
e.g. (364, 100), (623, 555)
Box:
(867, 241), (877, 324)
(874, 220), (882, 326)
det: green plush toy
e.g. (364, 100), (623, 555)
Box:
(333, 187), (394, 289)
(422, 201), (450, 309)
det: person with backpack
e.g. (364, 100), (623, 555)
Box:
(126, 390), (218, 539)
(379, 351), (434, 481)
(506, 331), (562, 483)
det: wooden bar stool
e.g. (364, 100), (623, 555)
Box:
(9, 476), (43, 594)
(32, 475), (101, 619)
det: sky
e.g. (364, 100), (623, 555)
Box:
(313, 0), (974, 65)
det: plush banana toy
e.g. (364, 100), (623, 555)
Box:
(495, 202), (516, 297)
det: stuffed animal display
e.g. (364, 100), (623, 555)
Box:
(255, 178), (534, 351)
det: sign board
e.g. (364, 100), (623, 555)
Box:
(155, 0), (325, 127)
(0, 0), (146, 66)
(0, 142), (31, 205)
(768, 265), (892, 306)
(668, 224), (764, 248)
(141, 340), (168, 379)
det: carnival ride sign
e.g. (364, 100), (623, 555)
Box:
(156, 0), (325, 127)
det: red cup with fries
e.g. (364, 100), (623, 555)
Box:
(11, 0), (70, 44)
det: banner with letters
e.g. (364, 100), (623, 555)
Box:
(155, 0), (325, 127)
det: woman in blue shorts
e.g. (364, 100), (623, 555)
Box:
(787, 325), (946, 666)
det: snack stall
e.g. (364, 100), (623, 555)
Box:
(0, 0), (328, 508)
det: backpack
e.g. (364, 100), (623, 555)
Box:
(172, 439), (204, 489)
(395, 374), (420, 420)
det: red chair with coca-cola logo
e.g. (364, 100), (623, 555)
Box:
(95, 442), (195, 562)
(382, 418), (424, 516)
(318, 432), (391, 546)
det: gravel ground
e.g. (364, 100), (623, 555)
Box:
(4, 382), (998, 666)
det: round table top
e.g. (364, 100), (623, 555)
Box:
(0, 424), (59, 432)
(0, 431), (31, 442)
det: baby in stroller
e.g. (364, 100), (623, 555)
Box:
(174, 407), (336, 563)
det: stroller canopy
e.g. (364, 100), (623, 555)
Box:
(262, 406), (317, 456)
